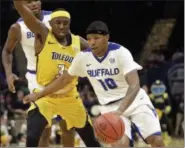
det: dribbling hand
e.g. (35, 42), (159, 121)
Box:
(7, 73), (19, 93)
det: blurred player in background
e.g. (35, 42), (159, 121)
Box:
(0, 110), (12, 147)
(2, 0), (76, 147)
(149, 80), (172, 145)
(13, 0), (101, 147)
(26, 21), (165, 147)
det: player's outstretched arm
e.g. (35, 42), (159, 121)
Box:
(37, 71), (75, 98)
(22, 72), (75, 104)
(23, 52), (85, 104)
(2, 23), (20, 93)
(13, 0), (48, 40)
(39, 51), (86, 97)
(117, 70), (140, 114)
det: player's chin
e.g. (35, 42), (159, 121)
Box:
(57, 33), (67, 39)
(32, 10), (40, 16)
(92, 49), (100, 55)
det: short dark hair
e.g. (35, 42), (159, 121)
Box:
(86, 21), (109, 35)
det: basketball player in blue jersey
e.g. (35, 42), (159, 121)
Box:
(2, 0), (76, 147)
(25, 21), (165, 147)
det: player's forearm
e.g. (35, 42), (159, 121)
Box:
(13, 1), (27, 14)
(13, 1), (38, 34)
(2, 49), (13, 76)
(118, 84), (140, 113)
(37, 74), (74, 98)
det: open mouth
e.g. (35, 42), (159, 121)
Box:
(92, 47), (98, 50)
(59, 31), (65, 35)
(31, 8), (39, 12)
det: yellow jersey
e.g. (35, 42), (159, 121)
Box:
(36, 30), (81, 97)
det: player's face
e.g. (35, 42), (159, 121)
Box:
(87, 34), (109, 55)
(25, 0), (41, 16)
(50, 17), (70, 39)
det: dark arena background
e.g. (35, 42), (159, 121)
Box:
(0, 0), (184, 147)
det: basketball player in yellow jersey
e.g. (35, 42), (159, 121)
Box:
(13, 1), (101, 147)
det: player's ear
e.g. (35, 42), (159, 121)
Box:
(106, 34), (110, 41)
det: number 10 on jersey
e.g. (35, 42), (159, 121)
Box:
(98, 78), (117, 91)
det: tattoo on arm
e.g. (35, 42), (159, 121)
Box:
(118, 70), (140, 113)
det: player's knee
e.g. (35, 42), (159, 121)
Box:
(146, 135), (164, 147)
(59, 121), (75, 135)
(40, 128), (51, 141)
(59, 120), (67, 131)
(63, 127), (75, 134)
(62, 129), (75, 138)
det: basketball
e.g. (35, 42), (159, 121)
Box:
(94, 112), (125, 144)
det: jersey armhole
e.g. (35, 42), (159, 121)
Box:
(35, 28), (50, 56)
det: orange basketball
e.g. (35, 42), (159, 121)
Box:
(94, 112), (125, 144)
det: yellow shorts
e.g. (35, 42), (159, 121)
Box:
(28, 95), (87, 130)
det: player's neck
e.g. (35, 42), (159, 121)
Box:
(35, 12), (43, 21)
(57, 37), (68, 46)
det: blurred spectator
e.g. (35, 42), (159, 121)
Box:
(79, 83), (99, 117)
(149, 80), (172, 145)
(3, 88), (29, 143)
(0, 93), (6, 112)
(11, 89), (29, 137)
(145, 50), (166, 69)
(167, 51), (184, 136)
(83, 91), (98, 108)
(0, 72), (7, 91)
(5, 93), (14, 120)
(0, 110), (12, 147)
(174, 92), (184, 137)
(139, 69), (149, 94)
(171, 51), (184, 61)
(17, 133), (26, 147)
(168, 51), (184, 97)
(50, 123), (61, 145)
(80, 84), (99, 116)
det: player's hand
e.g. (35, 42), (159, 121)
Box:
(22, 92), (40, 104)
(6, 73), (19, 93)
(14, 109), (26, 115)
